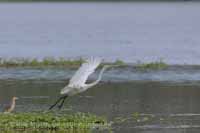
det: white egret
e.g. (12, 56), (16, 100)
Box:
(49, 58), (111, 110)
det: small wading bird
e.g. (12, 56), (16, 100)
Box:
(49, 58), (112, 110)
(3, 96), (19, 113)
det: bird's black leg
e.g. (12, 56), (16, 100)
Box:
(58, 95), (68, 110)
(49, 96), (65, 110)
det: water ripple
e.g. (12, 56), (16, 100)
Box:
(1, 66), (200, 82)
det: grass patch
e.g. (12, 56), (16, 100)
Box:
(0, 112), (108, 131)
(113, 59), (126, 66)
(0, 57), (128, 68)
(0, 57), (84, 68)
(0, 57), (169, 70)
(136, 60), (168, 70)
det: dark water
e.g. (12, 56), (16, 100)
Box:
(1, 76), (200, 132)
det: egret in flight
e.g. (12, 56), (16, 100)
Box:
(49, 58), (111, 110)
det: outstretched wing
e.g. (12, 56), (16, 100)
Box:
(69, 58), (102, 87)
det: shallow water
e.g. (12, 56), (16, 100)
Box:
(1, 71), (200, 132)
(1, 2), (200, 132)
(0, 2), (200, 64)
(1, 66), (200, 82)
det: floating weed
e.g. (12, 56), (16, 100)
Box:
(0, 57), (129, 68)
(135, 114), (154, 123)
(0, 112), (109, 131)
(0, 57), (169, 71)
(114, 117), (129, 123)
(0, 57), (85, 68)
(132, 112), (140, 120)
(136, 59), (168, 70)
(114, 112), (153, 124)
(113, 59), (126, 66)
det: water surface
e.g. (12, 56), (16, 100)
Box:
(1, 68), (200, 133)
(0, 2), (200, 64)
(1, 2), (200, 133)
(1, 80), (200, 133)
(1, 66), (200, 82)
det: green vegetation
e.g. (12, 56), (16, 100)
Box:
(0, 57), (169, 70)
(113, 59), (126, 66)
(0, 57), (84, 68)
(0, 57), (127, 68)
(136, 60), (168, 70)
(0, 112), (108, 131)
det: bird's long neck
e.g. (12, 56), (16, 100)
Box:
(10, 99), (16, 110)
(86, 66), (108, 88)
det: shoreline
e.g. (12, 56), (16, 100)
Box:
(0, 57), (168, 69)
(1, 57), (200, 70)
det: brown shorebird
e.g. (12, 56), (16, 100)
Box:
(3, 96), (19, 113)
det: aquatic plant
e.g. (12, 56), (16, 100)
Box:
(136, 60), (168, 70)
(0, 112), (108, 131)
(0, 57), (85, 68)
(0, 57), (128, 68)
(132, 112), (140, 119)
(114, 112), (156, 125)
(0, 57), (169, 70)
(113, 59), (126, 66)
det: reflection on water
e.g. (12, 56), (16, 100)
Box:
(1, 79), (200, 133)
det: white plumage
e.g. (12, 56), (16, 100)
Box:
(49, 57), (109, 110)
(69, 58), (101, 87)
(60, 58), (102, 95)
